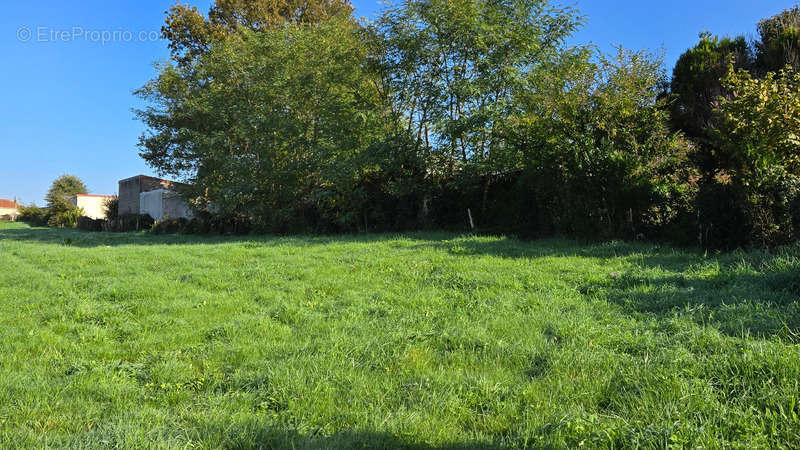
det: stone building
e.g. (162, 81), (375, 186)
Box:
(118, 175), (193, 220)
(139, 189), (194, 221)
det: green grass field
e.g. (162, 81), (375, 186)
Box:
(1, 222), (800, 448)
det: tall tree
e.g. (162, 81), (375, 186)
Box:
(755, 5), (800, 73)
(669, 33), (754, 177)
(373, 0), (583, 175)
(45, 175), (88, 209)
(137, 18), (387, 231)
(670, 34), (753, 141)
(162, 0), (353, 66)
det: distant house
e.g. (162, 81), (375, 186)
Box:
(118, 175), (193, 221)
(67, 194), (116, 220)
(0, 198), (19, 220)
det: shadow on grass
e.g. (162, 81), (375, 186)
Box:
(190, 427), (512, 450)
(404, 234), (800, 339)
(0, 224), (455, 248)
(0, 223), (697, 266)
(0, 224), (683, 269)
(581, 263), (800, 340)
(405, 235), (699, 266)
(4, 223), (798, 339)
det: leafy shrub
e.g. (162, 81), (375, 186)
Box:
(745, 173), (799, 247)
(696, 181), (752, 250)
(792, 194), (800, 239)
(512, 49), (698, 240)
(208, 213), (252, 235)
(151, 218), (189, 235)
(147, 213), (254, 235)
(18, 205), (50, 226)
(106, 214), (155, 232)
(104, 197), (119, 222)
(47, 206), (83, 228)
(183, 218), (210, 234)
(77, 216), (105, 232)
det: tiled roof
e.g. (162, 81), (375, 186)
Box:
(0, 199), (18, 209)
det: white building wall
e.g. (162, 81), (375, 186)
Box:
(76, 196), (113, 220)
(139, 189), (193, 221)
(67, 195), (114, 220)
(140, 189), (165, 221)
(0, 207), (18, 219)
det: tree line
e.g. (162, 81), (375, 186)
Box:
(134, 0), (800, 249)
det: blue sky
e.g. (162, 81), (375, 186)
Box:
(1, 1), (795, 204)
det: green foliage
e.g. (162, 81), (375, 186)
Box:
(149, 215), (251, 235)
(77, 216), (106, 232)
(137, 0), (800, 248)
(138, 18), (387, 232)
(666, 7), (800, 248)
(670, 33), (753, 145)
(19, 175), (90, 229)
(363, 0), (586, 233)
(755, 5), (800, 73)
(46, 206), (84, 228)
(150, 217), (190, 235)
(107, 214), (155, 232)
(17, 204), (50, 226)
(717, 68), (800, 177)
(104, 197), (119, 222)
(791, 191), (800, 238)
(709, 68), (800, 246)
(162, 0), (354, 66)
(374, 0), (583, 173)
(45, 174), (88, 210)
(1, 223), (800, 447)
(516, 48), (697, 238)
(695, 180), (752, 250)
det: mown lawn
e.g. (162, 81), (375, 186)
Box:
(1, 222), (799, 448)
